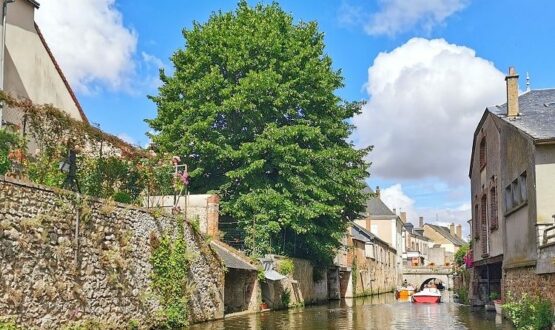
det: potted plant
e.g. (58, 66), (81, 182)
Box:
(489, 292), (502, 314)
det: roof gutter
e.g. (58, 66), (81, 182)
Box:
(534, 138), (555, 145)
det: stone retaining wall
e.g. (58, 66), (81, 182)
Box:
(503, 266), (555, 304)
(0, 176), (224, 328)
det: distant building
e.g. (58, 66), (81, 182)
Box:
(354, 186), (404, 284)
(403, 220), (431, 267)
(469, 67), (555, 305)
(422, 223), (465, 256)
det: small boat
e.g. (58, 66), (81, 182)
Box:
(396, 286), (415, 298)
(411, 288), (442, 303)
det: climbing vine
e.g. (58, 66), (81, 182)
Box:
(150, 216), (193, 329)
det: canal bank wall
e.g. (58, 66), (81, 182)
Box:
(0, 176), (225, 328)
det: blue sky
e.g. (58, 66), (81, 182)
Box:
(36, 0), (555, 235)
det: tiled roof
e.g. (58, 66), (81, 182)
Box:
(489, 89), (555, 141)
(210, 242), (257, 271)
(350, 222), (392, 249)
(426, 224), (466, 246)
(363, 187), (396, 218)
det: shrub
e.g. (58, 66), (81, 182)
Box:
(277, 259), (295, 276)
(150, 216), (192, 329)
(0, 128), (23, 175)
(456, 287), (469, 305)
(503, 293), (554, 330)
(281, 288), (291, 307)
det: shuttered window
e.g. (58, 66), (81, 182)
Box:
(479, 138), (487, 168)
(490, 187), (498, 230)
(481, 195), (488, 255)
(474, 204), (480, 239)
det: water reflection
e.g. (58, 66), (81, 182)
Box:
(190, 292), (514, 330)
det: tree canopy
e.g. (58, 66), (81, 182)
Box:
(147, 1), (370, 263)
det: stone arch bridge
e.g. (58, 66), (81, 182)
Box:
(402, 267), (454, 290)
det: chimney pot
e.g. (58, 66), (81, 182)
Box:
(419, 216), (424, 228)
(376, 186), (380, 198)
(400, 211), (407, 223)
(505, 67), (520, 117)
(450, 223), (455, 236)
(393, 208), (396, 215)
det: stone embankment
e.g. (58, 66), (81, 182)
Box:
(0, 176), (224, 328)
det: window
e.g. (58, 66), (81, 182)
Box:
(505, 171), (528, 214)
(490, 187), (498, 230)
(519, 172), (527, 201)
(481, 195), (488, 255)
(371, 224), (378, 234)
(474, 204), (480, 239)
(479, 137), (487, 168)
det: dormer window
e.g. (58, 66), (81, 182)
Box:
(479, 137), (487, 168)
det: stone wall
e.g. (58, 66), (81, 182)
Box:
(0, 177), (224, 328)
(503, 266), (555, 304)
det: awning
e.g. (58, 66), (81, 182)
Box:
(211, 243), (257, 271)
(264, 269), (287, 281)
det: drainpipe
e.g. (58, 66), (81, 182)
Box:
(0, 0), (14, 128)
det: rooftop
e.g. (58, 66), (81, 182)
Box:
(490, 89), (555, 142)
(363, 186), (397, 218)
(426, 224), (466, 246)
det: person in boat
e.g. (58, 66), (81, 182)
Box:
(402, 279), (408, 288)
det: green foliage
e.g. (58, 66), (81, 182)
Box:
(489, 291), (500, 301)
(312, 268), (324, 283)
(150, 216), (191, 329)
(0, 128), (23, 175)
(147, 0), (370, 264)
(127, 319), (139, 330)
(456, 287), (469, 305)
(257, 266), (266, 282)
(281, 288), (291, 307)
(503, 293), (554, 330)
(277, 258), (295, 275)
(351, 256), (358, 296)
(454, 243), (469, 266)
(0, 318), (19, 330)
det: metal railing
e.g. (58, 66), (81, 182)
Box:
(542, 225), (555, 246)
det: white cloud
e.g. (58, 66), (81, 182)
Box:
(354, 38), (505, 185)
(365, 0), (469, 36)
(380, 184), (416, 216)
(380, 183), (471, 239)
(35, 0), (138, 92)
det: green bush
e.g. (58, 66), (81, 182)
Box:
(150, 216), (192, 329)
(0, 128), (23, 175)
(456, 287), (469, 305)
(277, 259), (295, 276)
(503, 293), (554, 330)
(281, 288), (291, 307)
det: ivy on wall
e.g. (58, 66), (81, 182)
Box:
(0, 91), (177, 205)
(149, 216), (194, 328)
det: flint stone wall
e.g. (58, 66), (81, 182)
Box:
(0, 176), (224, 328)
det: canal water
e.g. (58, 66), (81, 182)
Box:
(190, 292), (514, 329)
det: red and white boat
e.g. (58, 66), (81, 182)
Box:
(411, 288), (442, 303)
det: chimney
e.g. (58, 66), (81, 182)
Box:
(450, 223), (455, 236)
(505, 67), (520, 117)
(456, 224), (462, 239)
(393, 208), (396, 215)
(419, 216), (424, 228)
(400, 212), (407, 223)
(376, 186), (380, 198)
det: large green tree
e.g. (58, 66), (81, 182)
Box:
(147, 1), (370, 263)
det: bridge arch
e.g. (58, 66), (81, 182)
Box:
(419, 277), (445, 291)
(402, 268), (453, 291)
